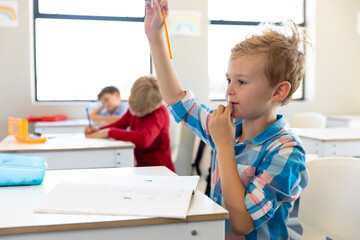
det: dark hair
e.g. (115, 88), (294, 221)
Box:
(98, 86), (120, 100)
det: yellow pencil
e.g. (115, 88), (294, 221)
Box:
(161, 8), (173, 59)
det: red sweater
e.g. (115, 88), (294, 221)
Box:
(100, 105), (175, 172)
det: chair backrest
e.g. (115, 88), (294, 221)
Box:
(298, 157), (360, 240)
(173, 127), (196, 175)
(291, 112), (327, 128)
(169, 116), (182, 162)
(192, 136), (212, 177)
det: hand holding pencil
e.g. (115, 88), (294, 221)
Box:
(85, 107), (98, 136)
(144, 0), (185, 105)
(84, 126), (99, 136)
(145, 0), (172, 59)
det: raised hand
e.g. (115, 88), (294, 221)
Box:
(144, 0), (169, 42)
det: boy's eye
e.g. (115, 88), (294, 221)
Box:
(238, 80), (246, 85)
(226, 78), (231, 84)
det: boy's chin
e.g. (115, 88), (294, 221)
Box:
(230, 109), (238, 118)
(231, 110), (246, 120)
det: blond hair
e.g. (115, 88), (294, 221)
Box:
(128, 75), (163, 117)
(231, 21), (309, 105)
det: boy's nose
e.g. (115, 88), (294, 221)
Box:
(226, 85), (235, 96)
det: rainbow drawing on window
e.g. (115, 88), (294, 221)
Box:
(0, 6), (16, 20)
(0, 1), (19, 28)
(168, 10), (201, 36)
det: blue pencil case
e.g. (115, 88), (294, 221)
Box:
(0, 153), (47, 186)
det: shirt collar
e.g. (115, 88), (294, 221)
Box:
(234, 114), (286, 145)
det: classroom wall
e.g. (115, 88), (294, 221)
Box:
(0, 0), (360, 140)
(279, 0), (360, 118)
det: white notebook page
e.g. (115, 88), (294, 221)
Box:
(34, 175), (199, 219)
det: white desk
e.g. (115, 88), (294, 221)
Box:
(326, 115), (360, 128)
(0, 134), (135, 170)
(292, 128), (360, 157)
(0, 167), (228, 240)
(34, 119), (102, 134)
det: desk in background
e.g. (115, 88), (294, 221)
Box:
(0, 134), (134, 170)
(326, 115), (360, 128)
(34, 119), (103, 134)
(0, 167), (228, 240)
(292, 128), (360, 157)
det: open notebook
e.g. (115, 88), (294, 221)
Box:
(34, 175), (199, 219)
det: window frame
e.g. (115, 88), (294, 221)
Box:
(33, 0), (152, 102)
(208, 0), (307, 102)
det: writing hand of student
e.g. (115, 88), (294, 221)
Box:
(84, 126), (99, 136)
(144, 0), (168, 42)
(85, 129), (109, 139)
(209, 103), (236, 148)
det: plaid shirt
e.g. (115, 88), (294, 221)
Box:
(168, 91), (309, 240)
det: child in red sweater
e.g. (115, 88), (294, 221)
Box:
(85, 75), (175, 172)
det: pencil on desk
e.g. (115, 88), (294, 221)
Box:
(161, 8), (173, 59)
(86, 107), (92, 128)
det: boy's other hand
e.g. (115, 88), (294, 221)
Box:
(144, 0), (168, 42)
(209, 103), (236, 148)
(91, 105), (105, 117)
(96, 105), (105, 112)
(84, 126), (99, 136)
(85, 129), (109, 139)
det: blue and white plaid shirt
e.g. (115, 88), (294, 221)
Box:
(168, 90), (309, 240)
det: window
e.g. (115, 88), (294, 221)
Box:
(34, 0), (150, 101)
(208, 0), (305, 100)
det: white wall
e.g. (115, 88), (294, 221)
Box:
(0, 0), (360, 141)
(279, 0), (360, 117)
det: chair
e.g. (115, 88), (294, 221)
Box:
(171, 125), (196, 175)
(298, 157), (360, 240)
(169, 116), (182, 162)
(192, 136), (213, 194)
(291, 112), (327, 128)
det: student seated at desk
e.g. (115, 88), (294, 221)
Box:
(85, 76), (175, 172)
(90, 86), (129, 123)
(144, 1), (309, 239)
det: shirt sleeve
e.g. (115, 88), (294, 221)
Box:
(243, 135), (309, 229)
(107, 108), (165, 148)
(115, 102), (129, 116)
(99, 110), (130, 130)
(97, 108), (109, 116)
(167, 90), (215, 148)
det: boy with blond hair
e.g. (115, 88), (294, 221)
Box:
(85, 75), (175, 172)
(144, 0), (309, 239)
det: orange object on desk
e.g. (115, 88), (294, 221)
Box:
(8, 117), (47, 144)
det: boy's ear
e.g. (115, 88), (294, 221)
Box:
(271, 81), (291, 103)
(115, 92), (120, 98)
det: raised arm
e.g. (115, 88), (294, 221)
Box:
(144, 0), (185, 105)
